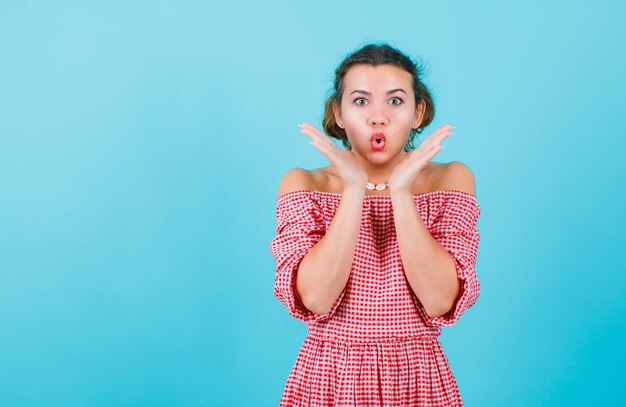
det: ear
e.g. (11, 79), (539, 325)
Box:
(332, 100), (343, 128)
(413, 100), (426, 128)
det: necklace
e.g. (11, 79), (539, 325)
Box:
(366, 181), (389, 191)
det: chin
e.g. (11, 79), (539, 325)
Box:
(369, 146), (401, 156)
(365, 150), (394, 163)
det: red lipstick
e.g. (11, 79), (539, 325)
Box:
(370, 133), (386, 151)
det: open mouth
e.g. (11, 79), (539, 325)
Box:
(371, 134), (386, 150)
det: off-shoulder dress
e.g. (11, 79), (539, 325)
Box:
(269, 189), (481, 406)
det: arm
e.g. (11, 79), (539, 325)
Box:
(391, 162), (476, 318)
(277, 169), (364, 315)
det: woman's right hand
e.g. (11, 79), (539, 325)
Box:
(298, 122), (368, 191)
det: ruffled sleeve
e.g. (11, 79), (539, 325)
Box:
(413, 193), (481, 327)
(268, 191), (346, 323)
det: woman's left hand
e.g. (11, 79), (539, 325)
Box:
(387, 125), (455, 193)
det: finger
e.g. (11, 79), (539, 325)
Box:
(426, 133), (450, 154)
(299, 126), (325, 146)
(300, 128), (340, 156)
(429, 143), (445, 159)
(302, 123), (335, 145)
(300, 125), (342, 155)
(407, 147), (428, 162)
(408, 144), (439, 166)
(433, 130), (453, 147)
(304, 129), (336, 158)
(298, 123), (325, 144)
(421, 129), (453, 153)
(311, 139), (345, 169)
(422, 125), (454, 148)
(308, 138), (331, 159)
(428, 141), (447, 158)
(424, 125), (453, 143)
(300, 123), (336, 148)
(308, 133), (347, 169)
(409, 133), (448, 161)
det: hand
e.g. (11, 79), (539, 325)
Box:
(298, 122), (368, 190)
(388, 125), (455, 193)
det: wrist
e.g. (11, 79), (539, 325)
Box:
(342, 185), (366, 197)
(390, 188), (414, 198)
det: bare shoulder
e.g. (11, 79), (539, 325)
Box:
(277, 168), (315, 200)
(437, 161), (476, 196)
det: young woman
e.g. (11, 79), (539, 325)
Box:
(269, 43), (481, 406)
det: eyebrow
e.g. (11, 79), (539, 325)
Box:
(350, 88), (407, 96)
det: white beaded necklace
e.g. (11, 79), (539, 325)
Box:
(366, 182), (389, 191)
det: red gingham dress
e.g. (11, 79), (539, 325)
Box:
(269, 189), (481, 407)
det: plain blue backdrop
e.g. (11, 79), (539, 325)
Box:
(1, 1), (625, 406)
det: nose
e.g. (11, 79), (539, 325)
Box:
(368, 104), (389, 127)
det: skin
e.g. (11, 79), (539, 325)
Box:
(279, 63), (476, 318)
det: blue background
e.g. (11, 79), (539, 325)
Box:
(1, 1), (625, 406)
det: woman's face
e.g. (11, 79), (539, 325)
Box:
(334, 64), (424, 160)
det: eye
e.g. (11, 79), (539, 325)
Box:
(353, 97), (403, 106)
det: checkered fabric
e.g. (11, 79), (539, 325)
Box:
(269, 189), (481, 406)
